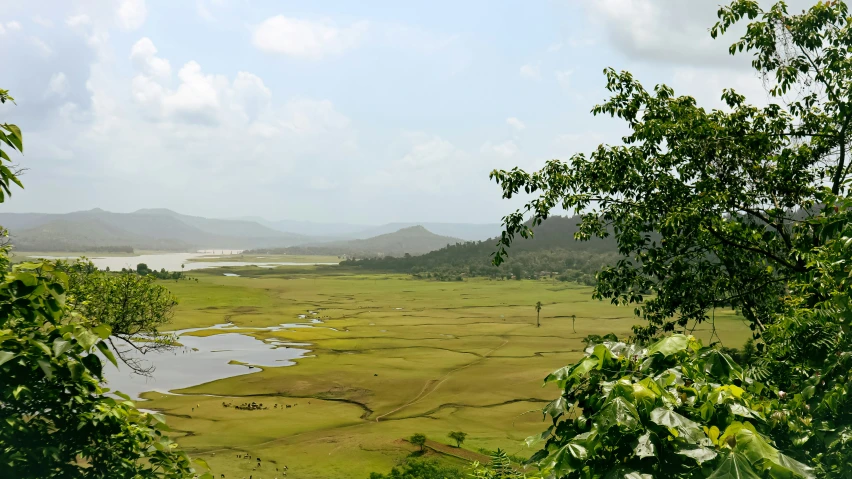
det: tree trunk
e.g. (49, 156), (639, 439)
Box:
(537, 312), (540, 327)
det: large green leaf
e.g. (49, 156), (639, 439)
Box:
(707, 451), (763, 479)
(0, 351), (16, 367)
(650, 407), (705, 444)
(633, 431), (656, 458)
(544, 442), (587, 475)
(596, 396), (641, 431)
(677, 446), (718, 464)
(647, 334), (689, 357)
(703, 349), (745, 381)
(733, 425), (815, 479)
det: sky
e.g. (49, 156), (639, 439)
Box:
(0, 0), (808, 224)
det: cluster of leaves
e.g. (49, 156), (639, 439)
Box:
(0, 89), (203, 478)
(0, 259), (207, 478)
(490, 0), (852, 343)
(367, 459), (465, 479)
(131, 263), (185, 280)
(59, 260), (180, 375)
(470, 450), (533, 479)
(528, 334), (814, 478)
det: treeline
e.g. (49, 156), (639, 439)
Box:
(341, 216), (619, 283)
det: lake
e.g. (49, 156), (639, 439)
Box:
(28, 251), (339, 272)
(104, 322), (317, 400)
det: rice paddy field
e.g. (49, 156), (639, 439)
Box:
(136, 265), (752, 479)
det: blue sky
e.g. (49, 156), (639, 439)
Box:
(0, 0), (800, 224)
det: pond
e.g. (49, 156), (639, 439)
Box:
(28, 251), (339, 272)
(103, 321), (317, 400)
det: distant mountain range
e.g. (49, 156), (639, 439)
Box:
(248, 226), (465, 257)
(232, 217), (499, 241)
(0, 209), (306, 251)
(0, 208), (483, 255)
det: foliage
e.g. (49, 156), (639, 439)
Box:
(368, 459), (465, 479)
(490, 1), (852, 343)
(410, 433), (427, 452)
(448, 431), (467, 448)
(132, 263), (184, 280)
(470, 450), (533, 479)
(0, 89), (203, 478)
(60, 260), (179, 375)
(487, 2), (852, 477)
(526, 334), (816, 478)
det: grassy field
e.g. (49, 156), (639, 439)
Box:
(137, 267), (752, 479)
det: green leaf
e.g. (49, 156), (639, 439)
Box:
(677, 446), (718, 464)
(76, 330), (98, 350)
(650, 407), (705, 444)
(52, 339), (71, 357)
(37, 359), (54, 378)
(634, 431), (656, 459)
(0, 351), (16, 367)
(194, 458), (210, 470)
(4, 124), (22, 152)
(96, 341), (118, 367)
(92, 324), (111, 339)
(544, 442), (588, 475)
(703, 349), (744, 381)
(707, 451), (763, 479)
(596, 396), (641, 431)
(647, 334), (689, 357)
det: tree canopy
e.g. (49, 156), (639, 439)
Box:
(490, 1), (852, 477)
(0, 91), (205, 478)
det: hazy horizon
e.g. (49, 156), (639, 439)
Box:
(0, 0), (805, 224)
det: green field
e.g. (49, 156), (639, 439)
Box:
(139, 267), (752, 479)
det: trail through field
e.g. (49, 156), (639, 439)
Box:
(373, 336), (512, 422)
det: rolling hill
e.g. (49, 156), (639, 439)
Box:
(341, 215), (621, 282)
(0, 209), (309, 251)
(247, 225), (466, 257)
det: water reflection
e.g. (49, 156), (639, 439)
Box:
(104, 322), (315, 400)
(27, 251), (338, 272)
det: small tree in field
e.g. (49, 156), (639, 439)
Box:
(534, 301), (542, 327)
(571, 314), (576, 333)
(410, 433), (427, 452)
(448, 431), (467, 448)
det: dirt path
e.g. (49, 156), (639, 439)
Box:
(374, 337), (510, 422)
(424, 439), (491, 463)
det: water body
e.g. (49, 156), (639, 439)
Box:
(29, 251), (338, 272)
(103, 322), (316, 400)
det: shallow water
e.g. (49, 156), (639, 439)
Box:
(29, 251), (338, 272)
(103, 322), (315, 400)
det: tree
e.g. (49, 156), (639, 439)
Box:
(61, 262), (179, 375)
(409, 433), (427, 452)
(448, 431), (467, 448)
(489, 1), (852, 477)
(368, 459), (465, 479)
(534, 301), (542, 328)
(136, 263), (149, 275)
(491, 0), (852, 345)
(0, 94), (206, 478)
(571, 314), (575, 333)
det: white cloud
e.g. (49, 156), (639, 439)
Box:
(33, 16), (53, 28)
(556, 70), (574, 89)
(252, 16), (368, 59)
(45, 72), (70, 98)
(31, 37), (52, 57)
(130, 37), (171, 80)
(480, 140), (519, 158)
(66, 15), (91, 28)
(117, 0), (147, 31)
(506, 117), (525, 131)
(6, 21), (22, 32)
(0, 24), (5, 35)
(547, 42), (563, 53)
(519, 63), (540, 80)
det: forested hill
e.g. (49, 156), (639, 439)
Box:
(246, 225), (465, 257)
(342, 215), (621, 283)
